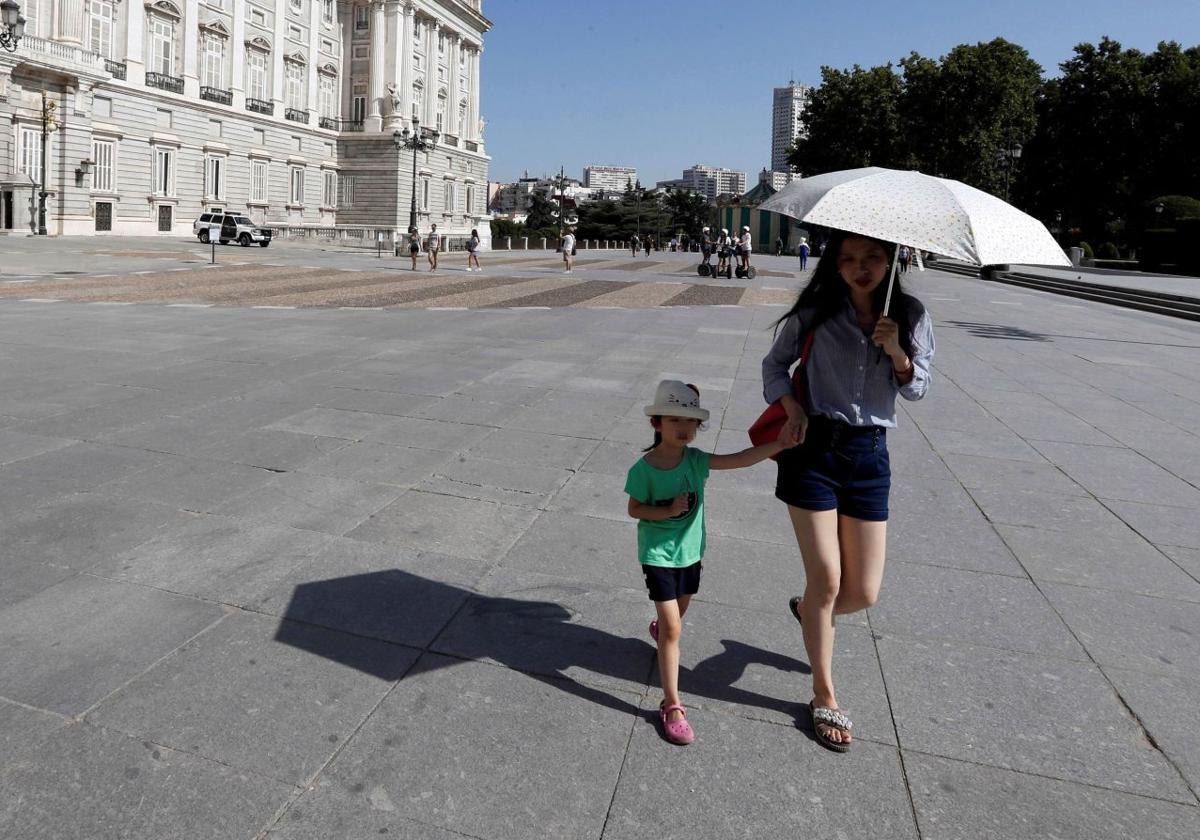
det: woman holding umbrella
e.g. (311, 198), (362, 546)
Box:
(762, 229), (935, 752)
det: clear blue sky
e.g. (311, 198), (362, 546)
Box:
(480, 0), (1200, 185)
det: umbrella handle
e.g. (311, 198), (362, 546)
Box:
(882, 243), (901, 317)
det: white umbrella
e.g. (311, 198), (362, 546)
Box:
(760, 166), (1069, 313)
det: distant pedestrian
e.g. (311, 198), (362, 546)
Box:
(562, 227), (576, 273)
(426, 224), (441, 271)
(898, 245), (911, 274)
(798, 238), (810, 271)
(775, 236), (784, 256)
(700, 226), (714, 270)
(407, 226), (421, 271)
(627, 381), (795, 745)
(738, 226), (753, 273)
(631, 234), (640, 256)
(716, 228), (732, 275)
(467, 228), (482, 271)
(644, 236), (652, 257)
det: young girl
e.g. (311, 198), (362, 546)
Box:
(466, 228), (482, 272)
(625, 380), (795, 745)
(763, 229), (935, 752)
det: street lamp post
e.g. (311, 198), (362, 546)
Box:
(1, 0), (26, 53)
(999, 144), (1022, 203)
(393, 117), (439, 233)
(38, 90), (58, 237)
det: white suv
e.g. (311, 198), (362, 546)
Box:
(193, 212), (273, 247)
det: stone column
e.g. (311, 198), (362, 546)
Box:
(366, 0), (385, 131)
(468, 46), (481, 142)
(446, 33), (459, 138)
(182, 0), (199, 97)
(55, 0), (86, 45)
(308, 0), (323, 122)
(382, 0), (400, 128)
(272, 0), (286, 112)
(423, 18), (438, 129)
(398, 3), (415, 121)
(125, 0), (146, 85)
(231, 0), (247, 108)
(338, 1), (352, 119)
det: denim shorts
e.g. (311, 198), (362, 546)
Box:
(775, 416), (891, 521)
(642, 562), (702, 602)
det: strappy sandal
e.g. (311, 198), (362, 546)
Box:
(788, 596), (803, 627)
(659, 702), (695, 745)
(810, 703), (852, 753)
(649, 620), (658, 643)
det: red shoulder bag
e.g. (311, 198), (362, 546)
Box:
(748, 330), (815, 458)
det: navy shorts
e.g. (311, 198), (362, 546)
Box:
(643, 562), (702, 602)
(775, 416), (891, 521)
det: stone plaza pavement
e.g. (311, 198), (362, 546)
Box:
(1, 248), (1198, 839)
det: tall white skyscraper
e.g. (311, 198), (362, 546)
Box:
(771, 81), (809, 173)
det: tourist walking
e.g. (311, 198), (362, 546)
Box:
(761, 229), (935, 752)
(798, 238), (810, 271)
(739, 226), (753, 274)
(466, 228), (482, 271)
(626, 381), (795, 745)
(562, 227), (576, 273)
(426, 224), (441, 271)
(716, 228), (732, 276)
(631, 234), (640, 257)
(407, 227), (422, 271)
(644, 235), (652, 257)
(898, 245), (911, 274)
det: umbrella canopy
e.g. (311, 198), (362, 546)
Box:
(759, 167), (1069, 267)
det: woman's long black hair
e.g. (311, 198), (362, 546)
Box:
(774, 229), (925, 357)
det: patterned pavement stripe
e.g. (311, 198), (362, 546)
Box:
(258, 274), (539, 308)
(490, 279), (639, 309)
(573, 281), (692, 309)
(741, 287), (798, 306)
(0, 265), (330, 301)
(405, 277), (578, 309)
(661, 285), (747, 306)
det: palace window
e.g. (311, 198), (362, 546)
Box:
(285, 61), (306, 109)
(92, 138), (115, 192)
(247, 50), (268, 100)
(154, 147), (175, 196)
(290, 166), (305, 204)
(202, 33), (225, 89)
(318, 75), (337, 119)
(250, 159), (269, 203)
(323, 171), (337, 207)
(18, 127), (44, 185)
(89, 0), (115, 58)
(149, 15), (175, 75)
(205, 154), (226, 200)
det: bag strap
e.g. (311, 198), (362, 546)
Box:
(798, 329), (815, 367)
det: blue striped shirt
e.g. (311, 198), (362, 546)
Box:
(762, 301), (935, 428)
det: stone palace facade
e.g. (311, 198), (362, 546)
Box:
(0, 0), (491, 240)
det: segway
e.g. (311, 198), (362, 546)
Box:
(735, 264), (757, 280)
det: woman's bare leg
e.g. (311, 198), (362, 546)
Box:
(787, 505), (851, 746)
(834, 515), (887, 614)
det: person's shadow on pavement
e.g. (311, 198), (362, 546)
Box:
(272, 569), (809, 720)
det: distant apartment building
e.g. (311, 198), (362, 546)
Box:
(1, 0), (491, 239)
(583, 164), (636, 191)
(654, 177), (686, 192)
(760, 168), (795, 191)
(771, 80), (809, 173)
(681, 164), (746, 201)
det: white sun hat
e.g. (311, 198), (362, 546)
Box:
(644, 380), (709, 421)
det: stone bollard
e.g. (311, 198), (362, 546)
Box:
(505, 236), (512, 250)
(520, 237), (528, 250)
(539, 237), (547, 250)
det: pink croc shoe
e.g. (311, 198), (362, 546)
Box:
(649, 620), (658, 643)
(659, 703), (695, 745)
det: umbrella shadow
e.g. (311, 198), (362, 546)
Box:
(944, 320), (1051, 342)
(273, 569), (807, 719)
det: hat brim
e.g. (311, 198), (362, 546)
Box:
(644, 405), (709, 422)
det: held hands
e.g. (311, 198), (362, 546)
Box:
(777, 419), (802, 449)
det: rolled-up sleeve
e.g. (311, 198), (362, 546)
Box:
(762, 314), (804, 405)
(897, 311), (935, 401)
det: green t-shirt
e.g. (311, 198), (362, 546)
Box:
(624, 447), (711, 568)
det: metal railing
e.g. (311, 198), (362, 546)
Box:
(200, 86), (232, 105)
(319, 117), (363, 132)
(145, 72), (184, 93)
(285, 108), (309, 124)
(104, 59), (127, 79)
(246, 98), (274, 115)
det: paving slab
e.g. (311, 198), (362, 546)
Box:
(877, 637), (1193, 802)
(870, 561), (1087, 659)
(88, 611), (416, 785)
(0, 575), (224, 715)
(91, 516), (335, 607)
(297, 440), (454, 485)
(1105, 499), (1200, 550)
(1102, 665), (1200, 794)
(0, 430), (76, 466)
(995, 523), (1200, 601)
(1030, 440), (1200, 508)
(314, 655), (636, 840)
(103, 454), (279, 512)
(465, 427), (599, 470)
(416, 455), (571, 508)
(1040, 582), (1200, 678)
(906, 752), (1200, 840)
(0, 701), (69, 772)
(0, 722), (292, 840)
(605, 705), (917, 840)
(212, 471), (403, 535)
(345, 489), (539, 561)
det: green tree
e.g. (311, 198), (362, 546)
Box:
(664, 189), (712, 238)
(788, 64), (904, 174)
(523, 191), (559, 231)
